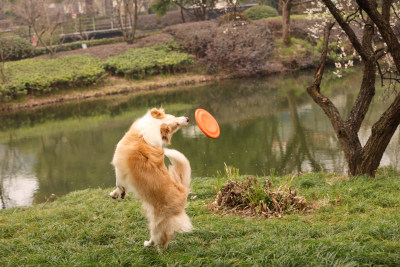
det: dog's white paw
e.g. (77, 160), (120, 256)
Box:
(109, 188), (125, 199)
(144, 240), (154, 247)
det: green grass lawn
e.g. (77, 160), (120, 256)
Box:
(1, 168), (400, 266)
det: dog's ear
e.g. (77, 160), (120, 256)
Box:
(150, 108), (166, 119)
(160, 123), (172, 144)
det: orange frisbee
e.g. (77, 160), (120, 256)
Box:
(195, 108), (220, 139)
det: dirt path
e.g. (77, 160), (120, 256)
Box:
(36, 33), (175, 61)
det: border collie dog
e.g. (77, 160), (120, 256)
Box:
(110, 108), (192, 249)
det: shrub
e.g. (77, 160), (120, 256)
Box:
(164, 21), (216, 58)
(165, 20), (274, 76)
(0, 55), (106, 101)
(243, 5), (279, 20)
(103, 43), (194, 79)
(0, 36), (37, 61)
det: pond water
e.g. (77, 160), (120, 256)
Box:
(0, 70), (399, 208)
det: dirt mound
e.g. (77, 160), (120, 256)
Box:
(209, 177), (309, 218)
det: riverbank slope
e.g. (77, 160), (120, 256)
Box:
(1, 169), (400, 265)
(1, 18), (322, 113)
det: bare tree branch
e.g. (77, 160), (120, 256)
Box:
(345, 16), (376, 133)
(307, 22), (345, 128)
(392, 3), (400, 20)
(321, 0), (370, 61)
(382, 0), (392, 22)
(356, 0), (400, 73)
(310, 22), (335, 89)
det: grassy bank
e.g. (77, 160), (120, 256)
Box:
(2, 169), (400, 266)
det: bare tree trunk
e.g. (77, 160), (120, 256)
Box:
(307, 0), (400, 177)
(0, 50), (6, 83)
(180, 0), (185, 23)
(104, 0), (113, 15)
(115, 0), (138, 44)
(142, 1), (149, 15)
(131, 0), (138, 43)
(32, 25), (55, 55)
(85, 0), (96, 18)
(282, 0), (292, 47)
(360, 94), (400, 175)
(307, 22), (374, 176)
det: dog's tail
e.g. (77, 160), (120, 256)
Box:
(164, 148), (191, 190)
(155, 211), (193, 248)
(170, 211), (193, 233)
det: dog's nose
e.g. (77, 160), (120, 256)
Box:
(185, 117), (189, 122)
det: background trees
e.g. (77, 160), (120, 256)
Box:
(152, 0), (217, 22)
(280, 0), (312, 46)
(12, 0), (66, 54)
(307, 0), (400, 176)
(0, 0), (8, 13)
(114, 0), (138, 44)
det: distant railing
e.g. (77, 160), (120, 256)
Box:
(60, 16), (128, 35)
(59, 15), (136, 42)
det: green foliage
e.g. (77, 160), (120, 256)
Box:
(0, 55), (106, 101)
(103, 43), (194, 79)
(1, 171), (400, 265)
(263, 0), (279, 9)
(243, 5), (279, 20)
(151, 0), (174, 17)
(272, 37), (320, 66)
(0, 36), (126, 59)
(0, 36), (37, 61)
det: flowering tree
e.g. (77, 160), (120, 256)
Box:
(306, 0), (400, 176)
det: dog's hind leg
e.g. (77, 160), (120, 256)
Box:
(145, 213), (191, 249)
(110, 186), (125, 199)
(109, 167), (126, 199)
(145, 219), (175, 249)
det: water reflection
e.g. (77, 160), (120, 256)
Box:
(0, 143), (38, 208)
(0, 70), (399, 208)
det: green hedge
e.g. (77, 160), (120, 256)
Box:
(0, 36), (37, 61)
(35, 37), (126, 56)
(0, 55), (106, 101)
(243, 5), (279, 20)
(103, 44), (194, 79)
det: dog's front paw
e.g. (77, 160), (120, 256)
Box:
(144, 240), (154, 247)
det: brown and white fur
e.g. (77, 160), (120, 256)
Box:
(110, 108), (192, 249)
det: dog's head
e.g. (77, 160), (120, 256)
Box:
(150, 108), (189, 146)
